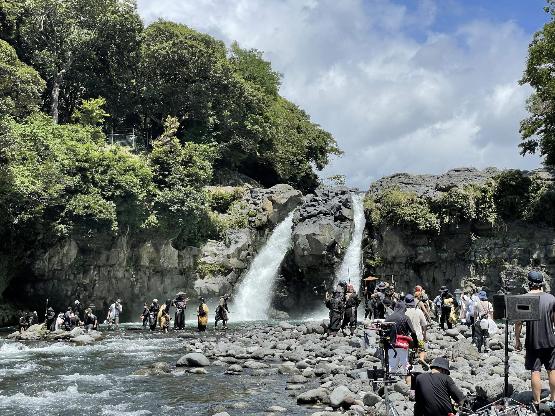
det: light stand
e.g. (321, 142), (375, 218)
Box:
(472, 294), (540, 415)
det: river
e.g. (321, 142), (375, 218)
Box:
(0, 323), (315, 416)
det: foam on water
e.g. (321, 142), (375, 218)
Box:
(0, 384), (110, 411)
(60, 373), (110, 384)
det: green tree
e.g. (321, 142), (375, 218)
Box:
(0, 113), (153, 243)
(1, 0), (142, 124)
(71, 97), (110, 127)
(520, 1), (555, 164)
(149, 116), (217, 245)
(229, 41), (281, 97)
(0, 39), (45, 118)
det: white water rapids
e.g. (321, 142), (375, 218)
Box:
(336, 192), (366, 291)
(231, 212), (295, 321)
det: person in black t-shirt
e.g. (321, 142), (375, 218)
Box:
(414, 357), (465, 416)
(515, 270), (555, 409)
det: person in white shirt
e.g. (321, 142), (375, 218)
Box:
(405, 294), (428, 365)
(473, 291), (493, 353)
(107, 299), (123, 329)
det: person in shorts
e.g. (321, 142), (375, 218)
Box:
(515, 270), (555, 410)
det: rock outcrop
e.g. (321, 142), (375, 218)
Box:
(364, 167), (555, 295)
(277, 187), (355, 313)
(1, 184), (302, 325)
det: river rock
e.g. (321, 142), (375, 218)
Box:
(363, 391), (381, 406)
(297, 388), (329, 404)
(225, 364), (243, 374)
(177, 352), (210, 367)
(267, 405), (287, 412)
(329, 385), (356, 408)
(70, 334), (95, 345)
(134, 362), (171, 376)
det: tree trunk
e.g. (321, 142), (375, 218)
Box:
(50, 70), (65, 124)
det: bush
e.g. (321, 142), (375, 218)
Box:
(493, 170), (532, 221)
(372, 188), (440, 233)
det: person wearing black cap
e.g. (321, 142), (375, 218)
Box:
(414, 357), (465, 416)
(515, 270), (555, 409)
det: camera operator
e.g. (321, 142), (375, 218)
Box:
(413, 357), (465, 416)
(385, 300), (418, 385)
(515, 270), (555, 411)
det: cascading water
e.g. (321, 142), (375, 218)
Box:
(231, 212), (295, 321)
(335, 192), (366, 291)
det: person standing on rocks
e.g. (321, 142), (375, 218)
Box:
(363, 276), (378, 319)
(141, 303), (149, 328)
(45, 307), (56, 331)
(341, 284), (360, 336)
(439, 286), (457, 330)
(385, 300), (418, 385)
(108, 299), (123, 329)
(405, 294), (428, 366)
(325, 289), (345, 335)
(415, 285), (432, 322)
(83, 308), (98, 332)
(148, 299), (160, 331)
(515, 270), (555, 410)
(215, 295), (230, 329)
(413, 357), (465, 416)
(473, 290), (493, 353)
(172, 293), (188, 330)
(197, 298), (209, 332)
(73, 300), (84, 322)
(371, 282), (388, 319)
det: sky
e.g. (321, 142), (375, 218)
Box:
(137, 0), (550, 189)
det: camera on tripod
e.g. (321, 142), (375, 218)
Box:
(368, 319), (396, 341)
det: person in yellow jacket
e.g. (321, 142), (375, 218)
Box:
(197, 298), (209, 332)
(157, 300), (171, 333)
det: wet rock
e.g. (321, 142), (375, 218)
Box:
(69, 327), (84, 338)
(177, 352), (210, 367)
(188, 368), (208, 374)
(134, 362), (171, 376)
(225, 364), (243, 374)
(297, 388), (329, 404)
(70, 334), (95, 345)
(267, 405), (287, 412)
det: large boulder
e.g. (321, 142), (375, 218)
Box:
(329, 385), (357, 408)
(176, 352), (210, 367)
(297, 388), (329, 404)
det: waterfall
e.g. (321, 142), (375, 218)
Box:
(336, 192), (366, 291)
(231, 212), (295, 321)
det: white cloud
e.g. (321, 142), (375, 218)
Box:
(136, 0), (541, 189)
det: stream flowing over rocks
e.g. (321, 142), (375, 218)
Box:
(0, 320), (541, 416)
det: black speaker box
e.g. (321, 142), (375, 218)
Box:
(505, 294), (540, 321)
(492, 294), (541, 321)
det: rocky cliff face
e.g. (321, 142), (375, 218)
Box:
(1, 184), (302, 325)
(363, 167), (555, 296)
(276, 187), (355, 314)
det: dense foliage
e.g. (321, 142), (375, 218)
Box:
(0, 2), (339, 191)
(0, 40), (44, 119)
(520, 1), (555, 164)
(364, 170), (555, 233)
(0, 0), (341, 268)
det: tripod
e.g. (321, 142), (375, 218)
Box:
(367, 330), (401, 416)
